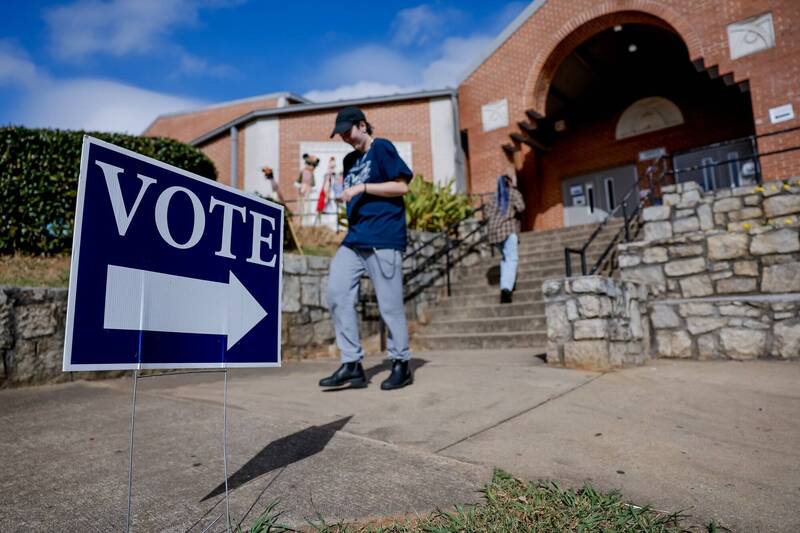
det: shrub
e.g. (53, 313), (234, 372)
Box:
(0, 126), (217, 255)
(404, 176), (473, 232)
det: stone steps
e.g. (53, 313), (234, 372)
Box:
(422, 314), (546, 334)
(410, 220), (623, 350)
(451, 278), (547, 295)
(455, 264), (568, 284)
(429, 301), (546, 320)
(413, 330), (548, 351)
(517, 221), (624, 242)
(436, 289), (543, 309)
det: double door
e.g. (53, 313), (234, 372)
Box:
(672, 137), (759, 191)
(561, 164), (638, 227)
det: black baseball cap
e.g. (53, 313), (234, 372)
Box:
(330, 106), (366, 138)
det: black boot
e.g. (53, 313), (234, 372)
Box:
(380, 360), (413, 390)
(319, 362), (367, 388)
(500, 289), (513, 304)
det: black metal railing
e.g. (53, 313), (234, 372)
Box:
(564, 124), (800, 277)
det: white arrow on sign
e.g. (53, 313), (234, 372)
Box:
(103, 265), (267, 350)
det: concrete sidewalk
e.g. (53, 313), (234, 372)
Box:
(1, 350), (799, 532)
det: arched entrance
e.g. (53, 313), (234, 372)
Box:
(513, 14), (756, 230)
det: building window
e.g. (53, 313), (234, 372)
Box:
(605, 177), (615, 211)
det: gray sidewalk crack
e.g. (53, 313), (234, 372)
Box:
(434, 373), (604, 454)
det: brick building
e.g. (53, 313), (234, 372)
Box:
(145, 0), (800, 231)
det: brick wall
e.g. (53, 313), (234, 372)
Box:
(277, 100), (434, 203)
(199, 133), (232, 186)
(528, 85), (755, 230)
(459, 0), (800, 230)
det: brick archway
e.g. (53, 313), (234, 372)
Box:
(523, 3), (703, 116)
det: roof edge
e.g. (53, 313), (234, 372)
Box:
(456, 0), (548, 86)
(190, 88), (457, 146)
(144, 91), (311, 133)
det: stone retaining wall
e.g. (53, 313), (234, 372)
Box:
(543, 276), (650, 370)
(618, 179), (800, 360)
(1, 226), (482, 386)
(648, 296), (800, 360)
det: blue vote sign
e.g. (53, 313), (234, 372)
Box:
(63, 136), (284, 370)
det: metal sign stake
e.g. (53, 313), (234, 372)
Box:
(125, 368), (139, 533)
(124, 369), (232, 532)
(223, 369), (231, 533)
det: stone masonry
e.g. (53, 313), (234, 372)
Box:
(617, 179), (800, 360)
(1, 228), (469, 386)
(543, 276), (650, 371)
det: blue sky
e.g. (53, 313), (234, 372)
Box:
(0, 0), (527, 134)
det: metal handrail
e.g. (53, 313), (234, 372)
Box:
(564, 124), (800, 277)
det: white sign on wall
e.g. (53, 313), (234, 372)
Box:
(769, 104), (795, 124)
(728, 12), (776, 60)
(481, 99), (509, 132)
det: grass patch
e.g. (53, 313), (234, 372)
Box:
(242, 469), (727, 532)
(0, 225), (342, 289)
(291, 225), (344, 257)
(0, 253), (71, 287)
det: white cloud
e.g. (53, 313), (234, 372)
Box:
(303, 2), (523, 102)
(43, 0), (239, 78)
(304, 81), (420, 103)
(45, 0), (195, 60)
(304, 33), (493, 102)
(14, 78), (205, 134)
(177, 52), (239, 78)
(1, 41), (207, 134)
(313, 45), (421, 88)
(0, 41), (42, 87)
(390, 5), (466, 47)
(421, 35), (494, 87)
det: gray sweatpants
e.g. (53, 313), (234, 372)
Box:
(327, 246), (411, 363)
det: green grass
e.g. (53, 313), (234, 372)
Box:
(242, 469), (728, 532)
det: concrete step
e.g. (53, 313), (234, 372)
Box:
(428, 300), (545, 320)
(454, 264), (568, 285)
(466, 247), (613, 271)
(413, 330), (548, 351)
(420, 314), (546, 334)
(436, 288), (543, 308)
(454, 248), (620, 283)
(517, 222), (625, 244)
(517, 237), (618, 252)
(450, 278), (546, 295)
(520, 224), (622, 243)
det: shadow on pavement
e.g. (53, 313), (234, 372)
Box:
(202, 416), (352, 501)
(485, 265), (500, 286)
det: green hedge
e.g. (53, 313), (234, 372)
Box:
(0, 126), (217, 255)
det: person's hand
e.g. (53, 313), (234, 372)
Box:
(506, 169), (518, 187)
(340, 183), (365, 202)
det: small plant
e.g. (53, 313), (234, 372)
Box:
(404, 176), (473, 232)
(236, 500), (295, 532)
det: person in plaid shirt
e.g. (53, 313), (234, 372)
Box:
(486, 173), (525, 303)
